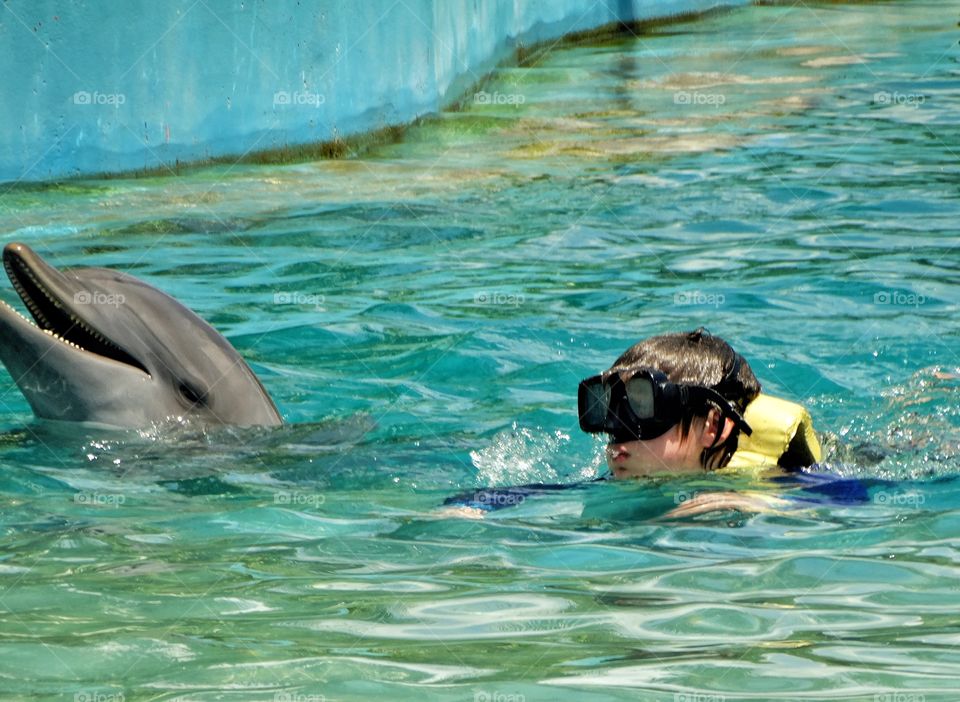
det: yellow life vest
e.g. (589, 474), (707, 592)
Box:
(723, 394), (822, 471)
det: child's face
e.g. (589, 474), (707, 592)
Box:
(605, 413), (723, 478)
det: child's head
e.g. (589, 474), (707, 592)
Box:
(582, 328), (760, 478)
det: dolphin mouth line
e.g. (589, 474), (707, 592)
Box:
(2, 248), (150, 375)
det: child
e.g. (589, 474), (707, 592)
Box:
(443, 328), (838, 518)
(579, 327), (821, 479)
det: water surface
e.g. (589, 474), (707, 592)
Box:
(1, 2), (959, 700)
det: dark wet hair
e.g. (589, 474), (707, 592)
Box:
(611, 327), (761, 469)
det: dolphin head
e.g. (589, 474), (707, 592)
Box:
(0, 242), (282, 428)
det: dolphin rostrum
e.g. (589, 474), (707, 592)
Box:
(0, 242), (282, 427)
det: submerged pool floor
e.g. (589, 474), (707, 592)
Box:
(1, 2), (959, 700)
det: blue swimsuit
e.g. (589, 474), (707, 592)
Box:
(444, 468), (877, 514)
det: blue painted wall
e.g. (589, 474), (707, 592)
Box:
(0, 0), (747, 183)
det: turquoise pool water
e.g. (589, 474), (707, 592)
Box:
(2, 2), (960, 700)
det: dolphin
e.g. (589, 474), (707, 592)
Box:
(0, 242), (282, 428)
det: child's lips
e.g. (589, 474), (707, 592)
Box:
(610, 445), (631, 462)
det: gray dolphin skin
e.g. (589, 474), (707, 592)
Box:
(0, 242), (282, 427)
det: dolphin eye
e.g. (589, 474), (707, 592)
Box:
(178, 382), (208, 407)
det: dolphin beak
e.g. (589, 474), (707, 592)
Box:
(2, 242), (149, 375)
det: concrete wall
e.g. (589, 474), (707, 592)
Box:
(0, 0), (748, 183)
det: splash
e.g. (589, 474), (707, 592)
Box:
(470, 422), (602, 487)
(827, 366), (960, 480)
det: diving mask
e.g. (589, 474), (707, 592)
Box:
(577, 366), (752, 443)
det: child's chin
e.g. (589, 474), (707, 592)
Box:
(611, 463), (652, 478)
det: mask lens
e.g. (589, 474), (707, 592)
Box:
(578, 377), (611, 431)
(624, 376), (655, 419)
